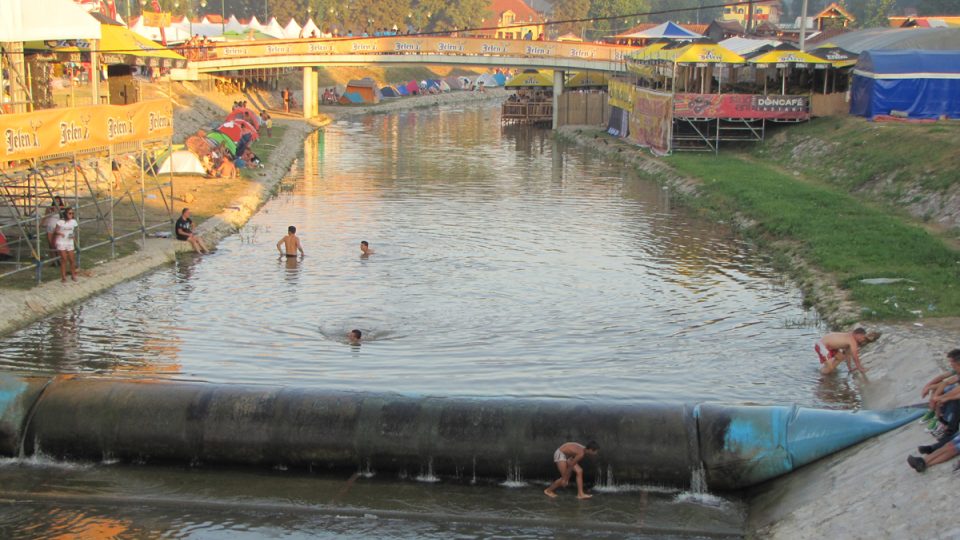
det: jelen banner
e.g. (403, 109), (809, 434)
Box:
(0, 100), (174, 162)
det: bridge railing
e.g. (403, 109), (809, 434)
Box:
(196, 36), (639, 66)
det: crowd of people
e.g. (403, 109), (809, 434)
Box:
(179, 35), (217, 61)
(184, 101), (267, 187)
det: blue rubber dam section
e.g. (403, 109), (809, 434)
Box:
(0, 375), (921, 491)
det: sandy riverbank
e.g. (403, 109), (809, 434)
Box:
(554, 124), (960, 539)
(0, 86), (512, 338)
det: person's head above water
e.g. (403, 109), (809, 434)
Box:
(348, 329), (362, 344)
(360, 240), (373, 255)
(288, 225), (296, 234)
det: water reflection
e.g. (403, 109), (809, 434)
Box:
(0, 102), (840, 407)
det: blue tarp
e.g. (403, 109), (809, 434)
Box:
(396, 84), (410, 96)
(339, 92), (365, 104)
(493, 73), (507, 85)
(380, 86), (401, 98)
(425, 79), (441, 90)
(850, 50), (960, 119)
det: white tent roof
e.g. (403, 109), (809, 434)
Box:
(224, 15), (245, 33)
(247, 16), (264, 32)
(262, 17), (285, 38)
(0, 0), (101, 41)
(282, 18), (303, 38)
(719, 36), (782, 56)
(476, 73), (500, 87)
(301, 18), (321, 38)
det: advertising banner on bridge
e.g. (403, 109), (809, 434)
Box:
(608, 79), (636, 110)
(628, 89), (672, 156)
(0, 100), (173, 161)
(673, 93), (809, 120)
(212, 37), (638, 65)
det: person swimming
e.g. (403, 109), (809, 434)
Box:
(348, 329), (362, 345)
(360, 240), (374, 257)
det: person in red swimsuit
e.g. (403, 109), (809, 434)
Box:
(815, 328), (869, 375)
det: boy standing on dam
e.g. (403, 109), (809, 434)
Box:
(544, 441), (599, 499)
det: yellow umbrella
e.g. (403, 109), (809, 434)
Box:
(505, 71), (554, 87)
(748, 49), (831, 68)
(669, 43), (746, 65)
(628, 41), (668, 62)
(31, 24), (185, 68)
(99, 24), (185, 68)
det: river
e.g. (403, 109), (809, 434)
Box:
(0, 101), (858, 537)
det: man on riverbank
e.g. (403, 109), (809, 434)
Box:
(175, 208), (209, 254)
(917, 349), (960, 455)
(277, 226), (305, 258)
(815, 328), (869, 375)
(544, 441), (599, 499)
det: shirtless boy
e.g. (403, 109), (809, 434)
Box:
(277, 226), (305, 257)
(815, 328), (869, 375)
(544, 441), (599, 499)
(360, 240), (374, 256)
(348, 329), (362, 345)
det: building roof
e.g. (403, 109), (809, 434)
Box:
(489, 0), (542, 23)
(823, 28), (960, 53)
(816, 2), (855, 22)
(889, 15), (960, 28)
(613, 22), (706, 38)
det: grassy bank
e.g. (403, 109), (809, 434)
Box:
(754, 117), (960, 237)
(666, 153), (960, 321)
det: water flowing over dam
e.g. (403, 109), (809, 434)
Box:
(0, 375), (920, 491)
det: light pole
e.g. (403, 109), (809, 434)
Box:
(220, 0), (225, 35)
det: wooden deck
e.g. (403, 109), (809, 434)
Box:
(501, 102), (553, 125)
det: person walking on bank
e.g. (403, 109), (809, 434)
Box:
(54, 207), (79, 282)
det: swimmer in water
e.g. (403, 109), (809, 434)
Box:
(277, 225), (305, 258)
(348, 329), (362, 345)
(360, 240), (374, 257)
(544, 440), (599, 499)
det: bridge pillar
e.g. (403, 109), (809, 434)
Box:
(302, 67), (317, 118)
(552, 70), (565, 130)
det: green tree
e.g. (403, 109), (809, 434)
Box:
(551, 0), (591, 37)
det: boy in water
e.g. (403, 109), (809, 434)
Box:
(360, 240), (374, 256)
(815, 328), (870, 375)
(544, 440), (599, 499)
(347, 329), (362, 345)
(277, 226), (305, 257)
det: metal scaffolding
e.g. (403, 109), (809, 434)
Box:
(0, 139), (174, 285)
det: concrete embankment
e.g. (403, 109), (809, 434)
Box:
(0, 374), (919, 490)
(0, 88), (507, 339)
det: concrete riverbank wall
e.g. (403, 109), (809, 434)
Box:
(0, 375), (920, 491)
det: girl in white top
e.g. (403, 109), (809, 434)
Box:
(54, 208), (79, 282)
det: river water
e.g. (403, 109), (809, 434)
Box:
(0, 102), (858, 537)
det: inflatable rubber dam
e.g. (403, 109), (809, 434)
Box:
(0, 375), (920, 491)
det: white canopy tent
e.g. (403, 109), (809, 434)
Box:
(0, 0), (101, 41)
(224, 15), (246, 34)
(247, 16), (265, 33)
(301, 19), (321, 38)
(262, 18), (285, 39)
(282, 18), (303, 38)
(1, 0), (103, 112)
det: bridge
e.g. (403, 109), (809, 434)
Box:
(177, 35), (638, 122)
